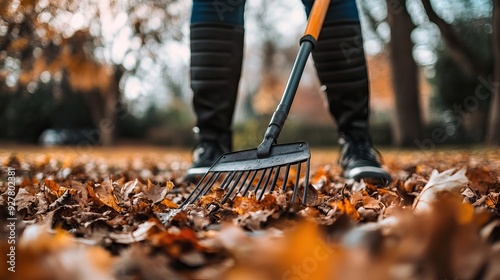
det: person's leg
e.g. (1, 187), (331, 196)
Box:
(302, 0), (391, 181)
(187, 0), (246, 178)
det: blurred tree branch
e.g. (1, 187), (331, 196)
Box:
(421, 0), (489, 77)
(359, 1), (387, 44)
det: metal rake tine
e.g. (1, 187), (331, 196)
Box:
(281, 164), (291, 191)
(302, 158), (311, 204)
(181, 171), (217, 207)
(236, 170), (252, 194)
(258, 167), (274, 201)
(291, 162), (302, 203)
(199, 171), (233, 200)
(253, 169), (269, 198)
(267, 165), (282, 194)
(242, 169), (259, 196)
(221, 171), (245, 204)
(219, 171), (236, 190)
(190, 172), (221, 205)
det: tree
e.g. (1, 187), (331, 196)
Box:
(421, 0), (499, 145)
(386, 0), (424, 146)
(0, 0), (186, 145)
(486, 0), (500, 145)
(421, 0), (490, 77)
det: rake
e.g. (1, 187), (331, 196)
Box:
(181, 0), (331, 208)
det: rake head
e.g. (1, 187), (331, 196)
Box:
(181, 142), (311, 208)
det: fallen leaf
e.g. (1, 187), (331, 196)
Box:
(109, 221), (159, 244)
(14, 223), (114, 280)
(413, 168), (469, 212)
(151, 227), (204, 258)
(86, 180), (123, 212)
(161, 198), (179, 209)
(43, 179), (66, 197)
(232, 195), (261, 215)
(236, 209), (274, 231)
(311, 165), (331, 191)
(466, 167), (496, 194)
(121, 179), (140, 201)
(331, 199), (361, 221)
(15, 188), (37, 212)
(485, 192), (499, 209)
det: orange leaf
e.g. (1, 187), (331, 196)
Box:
(311, 165), (330, 186)
(86, 180), (104, 207)
(151, 228), (203, 258)
(466, 167), (496, 194)
(232, 195), (262, 215)
(485, 193), (498, 209)
(197, 187), (225, 207)
(161, 198), (179, 209)
(85, 180), (123, 212)
(43, 179), (68, 198)
(280, 221), (341, 279)
(456, 202), (475, 225)
(259, 193), (279, 211)
(331, 199), (360, 221)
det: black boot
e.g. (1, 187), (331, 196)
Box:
(313, 20), (391, 181)
(185, 23), (244, 180)
(338, 135), (391, 182)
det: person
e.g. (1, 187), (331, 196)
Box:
(185, 0), (391, 182)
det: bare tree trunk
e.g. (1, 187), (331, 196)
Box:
(82, 68), (123, 146)
(99, 88), (118, 146)
(387, 0), (424, 146)
(486, 0), (500, 145)
(100, 68), (124, 146)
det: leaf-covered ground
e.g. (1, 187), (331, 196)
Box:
(0, 146), (499, 280)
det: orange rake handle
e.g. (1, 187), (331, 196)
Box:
(304, 0), (331, 40)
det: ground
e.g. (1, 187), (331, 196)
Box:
(0, 145), (499, 280)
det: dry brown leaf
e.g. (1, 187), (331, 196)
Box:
(466, 167), (496, 194)
(140, 179), (169, 204)
(311, 165), (331, 190)
(85, 180), (123, 212)
(109, 221), (159, 244)
(43, 179), (67, 197)
(331, 199), (361, 221)
(279, 221), (340, 279)
(2, 147), (499, 280)
(413, 168), (469, 212)
(86, 180), (104, 207)
(121, 179), (140, 200)
(12, 224), (114, 280)
(198, 188), (226, 208)
(236, 209), (274, 230)
(259, 193), (280, 211)
(161, 198), (179, 209)
(485, 192), (499, 209)
(15, 188), (37, 212)
(232, 195), (261, 215)
(151, 228), (204, 258)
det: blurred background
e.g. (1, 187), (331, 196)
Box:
(0, 0), (498, 149)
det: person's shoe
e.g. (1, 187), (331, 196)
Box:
(185, 140), (228, 183)
(338, 136), (392, 182)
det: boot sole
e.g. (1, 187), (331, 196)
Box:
(344, 166), (392, 183)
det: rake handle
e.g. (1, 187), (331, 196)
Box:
(257, 0), (331, 158)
